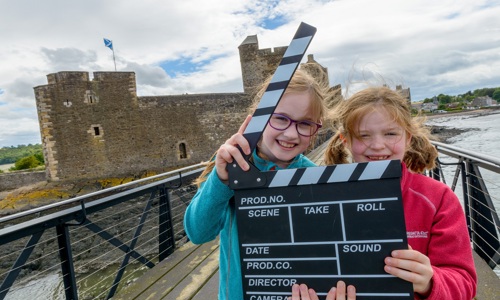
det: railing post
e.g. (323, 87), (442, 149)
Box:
(159, 186), (176, 261)
(431, 165), (441, 181)
(56, 224), (78, 300)
(466, 162), (500, 269)
(460, 161), (471, 237)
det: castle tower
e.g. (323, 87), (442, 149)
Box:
(238, 35), (287, 96)
(34, 71), (139, 181)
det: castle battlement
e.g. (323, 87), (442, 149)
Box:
(46, 72), (89, 85)
(257, 46), (288, 56)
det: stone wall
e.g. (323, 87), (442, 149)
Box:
(0, 171), (46, 191)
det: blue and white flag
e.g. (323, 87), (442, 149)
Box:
(103, 38), (113, 50)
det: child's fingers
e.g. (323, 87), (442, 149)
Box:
(235, 115), (252, 155)
(384, 250), (433, 294)
(347, 285), (356, 300)
(388, 249), (431, 270)
(238, 115), (252, 134)
(325, 281), (356, 300)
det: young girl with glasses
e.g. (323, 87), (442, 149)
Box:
(323, 86), (477, 300)
(184, 67), (352, 300)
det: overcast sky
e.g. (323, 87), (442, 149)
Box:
(1, 0), (499, 148)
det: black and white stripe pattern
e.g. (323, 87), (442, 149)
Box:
(266, 160), (401, 188)
(243, 22), (317, 151)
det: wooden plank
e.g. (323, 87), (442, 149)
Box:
(135, 240), (218, 300)
(114, 239), (218, 300)
(191, 270), (220, 300)
(158, 249), (219, 299)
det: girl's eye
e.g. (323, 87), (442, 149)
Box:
(297, 121), (313, 128)
(272, 115), (289, 123)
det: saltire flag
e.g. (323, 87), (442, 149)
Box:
(103, 38), (113, 50)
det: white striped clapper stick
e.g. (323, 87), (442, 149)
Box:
(228, 22), (317, 187)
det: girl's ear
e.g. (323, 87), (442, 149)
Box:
(339, 133), (347, 145)
(405, 132), (412, 147)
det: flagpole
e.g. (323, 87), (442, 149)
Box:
(103, 38), (117, 71)
(112, 47), (117, 71)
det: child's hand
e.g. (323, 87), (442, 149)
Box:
(215, 115), (252, 181)
(384, 246), (434, 295)
(290, 281), (356, 300)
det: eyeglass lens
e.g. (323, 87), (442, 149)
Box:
(269, 114), (319, 137)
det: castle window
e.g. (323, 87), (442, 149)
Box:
(179, 142), (187, 159)
(88, 124), (104, 139)
(85, 90), (99, 104)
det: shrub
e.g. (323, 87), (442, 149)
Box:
(10, 155), (43, 171)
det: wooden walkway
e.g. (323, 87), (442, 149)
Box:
(114, 239), (220, 300)
(114, 238), (499, 300)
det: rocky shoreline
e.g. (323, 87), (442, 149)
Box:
(429, 126), (472, 144)
(424, 107), (500, 143)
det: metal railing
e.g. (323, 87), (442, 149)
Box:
(0, 164), (205, 300)
(429, 141), (500, 273)
(1, 141), (499, 299)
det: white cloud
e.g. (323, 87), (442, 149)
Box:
(1, 0), (499, 147)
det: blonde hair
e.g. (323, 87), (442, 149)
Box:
(324, 86), (437, 173)
(195, 67), (330, 186)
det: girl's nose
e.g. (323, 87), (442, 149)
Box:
(369, 135), (385, 149)
(282, 124), (299, 138)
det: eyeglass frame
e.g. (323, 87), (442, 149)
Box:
(267, 113), (322, 137)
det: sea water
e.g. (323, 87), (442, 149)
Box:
(427, 111), (500, 278)
(427, 111), (500, 214)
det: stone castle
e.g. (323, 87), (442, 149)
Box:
(34, 35), (334, 181)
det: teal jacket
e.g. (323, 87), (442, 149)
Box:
(184, 151), (316, 300)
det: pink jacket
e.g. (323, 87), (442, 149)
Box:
(401, 163), (477, 299)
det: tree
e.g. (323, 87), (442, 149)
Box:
(437, 94), (452, 104)
(492, 89), (500, 101)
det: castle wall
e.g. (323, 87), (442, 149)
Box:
(133, 92), (250, 174)
(34, 71), (251, 181)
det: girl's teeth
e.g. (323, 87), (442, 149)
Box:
(279, 141), (294, 148)
(369, 156), (388, 160)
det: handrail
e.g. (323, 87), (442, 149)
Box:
(432, 141), (500, 173)
(430, 141), (500, 272)
(0, 163), (205, 224)
(0, 165), (205, 300)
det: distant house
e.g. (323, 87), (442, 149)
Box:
(471, 96), (494, 108)
(421, 102), (438, 112)
(446, 102), (461, 109)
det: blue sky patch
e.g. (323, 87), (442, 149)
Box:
(160, 54), (226, 77)
(0, 88), (4, 95)
(261, 14), (287, 30)
(445, 12), (460, 19)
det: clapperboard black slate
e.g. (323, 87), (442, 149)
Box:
(228, 22), (413, 300)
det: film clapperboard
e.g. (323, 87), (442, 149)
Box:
(228, 22), (413, 300)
